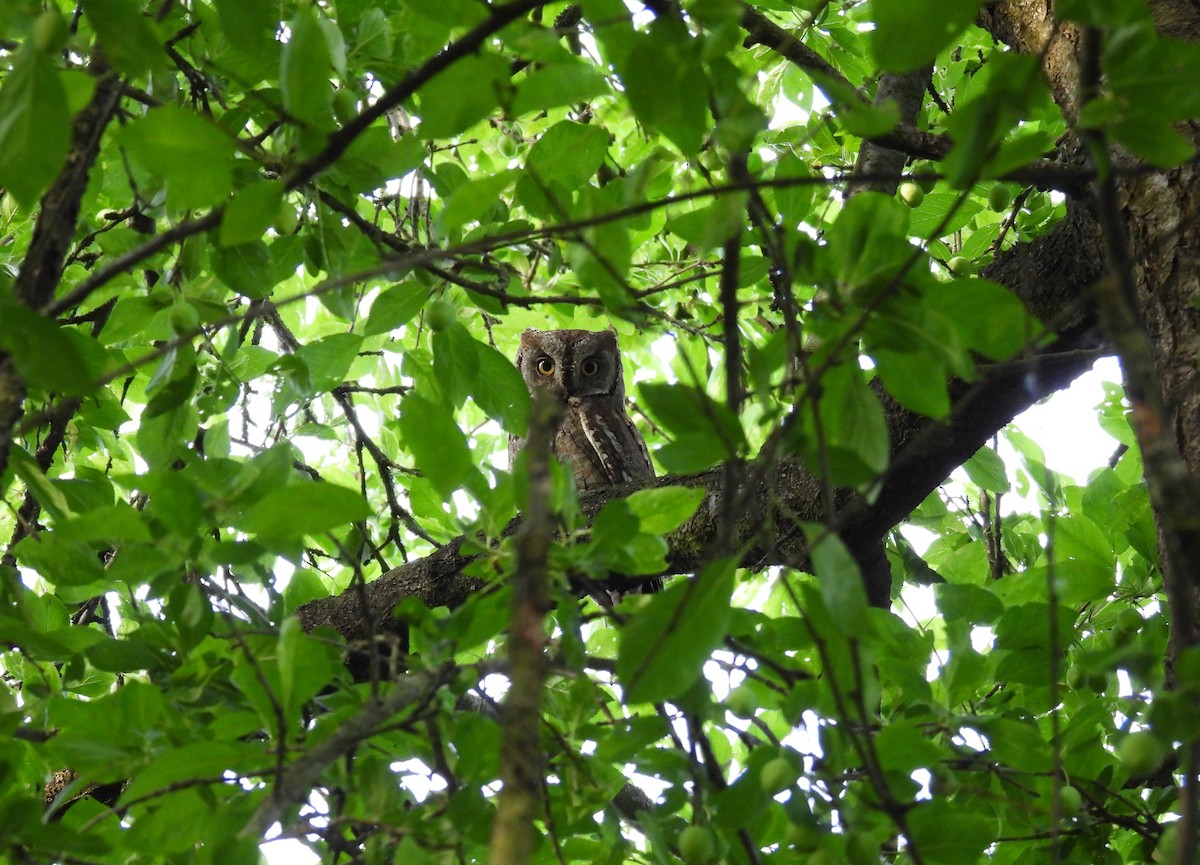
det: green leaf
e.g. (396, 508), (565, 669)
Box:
(11, 533), (108, 588)
(810, 531), (870, 634)
(935, 583), (1003, 624)
(417, 52), (510, 139)
(432, 322), (480, 407)
(906, 801), (997, 865)
(616, 19), (708, 155)
(296, 333), (363, 393)
(9, 447), (73, 521)
(83, 0), (166, 76)
(512, 59), (610, 115)
(874, 347), (950, 418)
(398, 393), (481, 498)
(962, 446), (1010, 493)
(0, 45), (70, 207)
(639, 382), (745, 456)
(617, 559), (736, 703)
(365, 282), (430, 335)
(666, 193), (748, 249)
(470, 338), (530, 436)
(0, 300), (98, 395)
(220, 181), (284, 247)
(526, 121), (610, 189)
(281, 5), (334, 131)
(623, 486), (706, 535)
(925, 279), (1034, 360)
(791, 363), (890, 488)
(212, 0), (277, 55)
(237, 482), (371, 541)
(119, 106), (237, 210)
(441, 170), (517, 231)
(870, 0), (985, 73)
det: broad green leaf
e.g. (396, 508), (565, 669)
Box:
(935, 583), (1003, 624)
(220, 181), (284, 247)
(791, 363), (890, 488)
(666, 193), (748, 249)
(639, 382), (745, 455)
(0, 301), (98, 395)
(83, 0), (166, 76)
(11, 533), (107, 587)
(617, 559), (736, 703)
(963, 446), (1010, 493)
(925, 279), (1034, 360)
(0, 45), (70, 207)
(398, 393), (481, 498)
(585, 501), (670, 576)
(136, 403), (199, 469)
(769, 153), (817, 228)
(512, 60), (610, 115)
(470, 338), (530, 435)
(441, 170), (517, 231)
(281, 5), (334, 131)
(432, 322), (480, 407)
(874, 347), (950, 418)
(119, 106), (237, 210)
(616, 19), (708, 155)
(870, 0), (985, 73)
(417, 52), (510, 139)
(9, 447), (73, 521)
(526, 121), (610, 189)
(237, 482), (371, 540)
(296, 332), (363, 393)
(623, 486), (706, 535)
(906, 801), (997, 865)
(213, 0), (277, 55)
(365, 282), (430, 335)
(810, 531), (870, 634)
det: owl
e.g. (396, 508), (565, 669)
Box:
(509, 328), (655, 491)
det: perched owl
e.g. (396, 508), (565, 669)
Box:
(509, 328), (655, 491)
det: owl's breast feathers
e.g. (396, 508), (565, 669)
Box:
(559, 396), (654, 489)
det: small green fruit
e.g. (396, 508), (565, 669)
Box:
(947, 256), (972, 276)
(1088, 671), (1109, 693)
(31, 9), (68, 53)
(678, 825), (715, 864)
(988, 185), (1012, 212)
(426, 299), (457, 332)
(726, 686), (759, 718)
(1059, 784), (1084, 816)
(760, 757), (798, 795)
(1065, 664), (1088, 690)
(898, 181), (924, 208)
(1117, 731), (1166, 777)
(275, 201), (299, 235)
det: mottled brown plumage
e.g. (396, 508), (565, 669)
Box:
(509, 328), (659, 598)
(509, 328), (654, 490)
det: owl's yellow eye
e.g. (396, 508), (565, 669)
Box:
(580, 358), (600, 376)
(535, 357), (555, 376)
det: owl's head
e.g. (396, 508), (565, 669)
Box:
(515, 328), (626, 403)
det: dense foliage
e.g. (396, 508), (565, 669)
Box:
(1, 1), (1198, 864)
